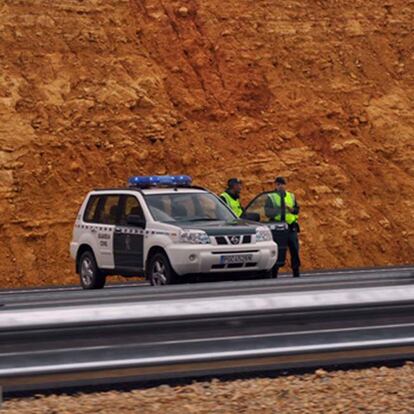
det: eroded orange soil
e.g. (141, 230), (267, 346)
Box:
(0, 0), (413, 287)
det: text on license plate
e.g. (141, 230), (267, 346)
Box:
(220, 254), (253, 264)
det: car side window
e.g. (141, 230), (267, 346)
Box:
(95, 195), (121, 225)
(83, 195), (100, 223)
(119, 196), (144, 225)
(245, 193), (272, 223)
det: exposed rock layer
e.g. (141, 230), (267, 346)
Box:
(0, 0), (413, 287)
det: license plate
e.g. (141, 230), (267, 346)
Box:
(220, 254), (253, 264)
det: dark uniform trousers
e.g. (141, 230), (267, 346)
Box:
(274, 224), (301, 277)
(267, 191), (301, 277)
(281, 193), (300, 275)
(287, 225), (301, 277)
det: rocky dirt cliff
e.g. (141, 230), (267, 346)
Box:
(0, 0), (413, 287)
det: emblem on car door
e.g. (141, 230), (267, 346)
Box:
(125, 234), (131, 250)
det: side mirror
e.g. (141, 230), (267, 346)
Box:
(127, 214), (146, 228)
(243, 212), (261, 222)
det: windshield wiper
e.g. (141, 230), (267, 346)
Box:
(184, 217), (220, 222)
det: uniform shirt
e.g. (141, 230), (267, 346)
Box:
(220, 189), (245, 217)
(264, 191), (300, 221)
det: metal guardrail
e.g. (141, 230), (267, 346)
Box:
(1, 267), (414, 393)
(2, 285), (414, 330)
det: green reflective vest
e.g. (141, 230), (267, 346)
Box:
(268, 191), (298, 225)
(221, 192), (243, 217)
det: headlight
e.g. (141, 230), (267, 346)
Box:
(179, 230), (211, 244)
(256, 226), (272, 242)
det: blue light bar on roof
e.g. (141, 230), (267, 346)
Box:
(128, 175), (192, 187)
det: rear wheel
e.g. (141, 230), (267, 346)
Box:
(148, 252), (178, 286)
(79, 251), (106, 289)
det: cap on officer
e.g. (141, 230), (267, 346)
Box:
(275, 176), (287, 185)
(227, 177), (242, 188)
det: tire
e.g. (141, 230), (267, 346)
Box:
(78, 251), (106, 289)
(257, 269), (273, 279)
(147, 252), (178, 286)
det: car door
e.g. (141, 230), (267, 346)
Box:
(113, 195), (145, 273)
(245, 192), (288, 267)
(82, 194), (105, 266)
(94, 194), (122, 269)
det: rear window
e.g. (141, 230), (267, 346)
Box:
(83, 195), (100, 223)
(83, 194), (121, 224)
(97, 195), (121, 225)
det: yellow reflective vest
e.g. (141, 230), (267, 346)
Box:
(268, 191), (298, 224)
(221, 192), (243, 217)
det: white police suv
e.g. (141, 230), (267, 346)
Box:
(70, 176), (278, 289)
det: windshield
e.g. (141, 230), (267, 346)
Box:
(145, 192), (236, 223)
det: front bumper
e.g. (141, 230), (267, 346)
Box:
(166, 241), (278, 276)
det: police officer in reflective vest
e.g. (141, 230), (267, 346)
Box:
(220, 178), (244, 218)
(265, 176), (301, 277)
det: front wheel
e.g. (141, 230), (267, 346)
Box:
(257, 269), (273, 279)
(147, 252), (178, 286)
(79, 251), (106, 289)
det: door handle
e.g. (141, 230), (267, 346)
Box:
(115, 228), (122, 233)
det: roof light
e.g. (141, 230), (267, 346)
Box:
(128, 175), (192, 188)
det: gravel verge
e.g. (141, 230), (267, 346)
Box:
(3, 363), (414, 413)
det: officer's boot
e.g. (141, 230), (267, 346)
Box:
(293, 268), (300, 278)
